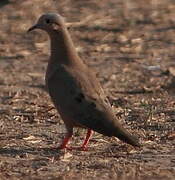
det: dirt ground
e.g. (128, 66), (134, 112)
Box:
(0, 0), (175, 179)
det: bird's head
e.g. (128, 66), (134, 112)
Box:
(28, 13), (65, 32)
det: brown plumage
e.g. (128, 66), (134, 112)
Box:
(28, 13), (141, 150)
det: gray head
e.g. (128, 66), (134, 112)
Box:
(28, 13), (66, 32)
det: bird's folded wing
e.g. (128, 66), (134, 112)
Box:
(48, 64), (123, 136)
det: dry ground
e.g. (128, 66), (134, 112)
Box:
(0, 0), (175, 179)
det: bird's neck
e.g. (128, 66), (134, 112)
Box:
(49, 27), (80, 66)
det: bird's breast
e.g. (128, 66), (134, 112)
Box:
(46, 64), (80, 114)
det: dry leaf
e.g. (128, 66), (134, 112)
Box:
(144, 140), (155, 145)
(167, 133), (175, 140)
(23, 135), (42, 144)
(168, 67), (175, 76)
(60, 152), (73, 162)
(96, 44), (111, 52)
(19, 50), (31, 56)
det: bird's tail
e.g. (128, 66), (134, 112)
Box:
(114, 126), (141, 147)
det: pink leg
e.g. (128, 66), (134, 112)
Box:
(81, 129), (93, 150)
(59, 129), (73, 150)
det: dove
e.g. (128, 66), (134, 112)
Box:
(28, 13), (141, 150)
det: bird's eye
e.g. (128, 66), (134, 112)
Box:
(45, 19), (51, 24)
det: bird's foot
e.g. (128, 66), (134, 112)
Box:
(59, 145), (88, 151)
(58, 145), (73, 151)
(77, 146), (88, 151)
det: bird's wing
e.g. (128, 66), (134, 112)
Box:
(47, 64), (123, 136)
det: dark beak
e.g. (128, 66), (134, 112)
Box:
(27, 24), (38, 32)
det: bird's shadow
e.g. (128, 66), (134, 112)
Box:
(0, 145), (99, 158)
(0, 144), (140, 160)
(0, 146), (62, 158)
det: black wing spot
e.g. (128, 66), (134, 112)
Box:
(45, 19), (51, 24)
(75, 93), (85, 103)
